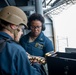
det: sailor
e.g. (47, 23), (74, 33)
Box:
(19, 13), (54, 57)
(0, 6), (43, 75)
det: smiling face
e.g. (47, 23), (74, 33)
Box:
(30, 20), (42, 37)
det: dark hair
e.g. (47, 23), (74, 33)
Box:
(27, 13), (45, 31)
(0, 19), (10, 31)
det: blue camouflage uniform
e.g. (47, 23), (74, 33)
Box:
(19, 32), (54, 57)
(0, 32), (43, 75)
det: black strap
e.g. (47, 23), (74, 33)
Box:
(0, 39), (6, 53)
(0, 38), (11, 53)
(0, 38), (12, 74)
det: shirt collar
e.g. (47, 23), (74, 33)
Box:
(0, 32), (13, 40)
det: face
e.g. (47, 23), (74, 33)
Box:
(17, 28), (23, 42)
(30, 20), (42, 37)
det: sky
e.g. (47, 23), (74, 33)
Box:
(51, 4), (76, 52)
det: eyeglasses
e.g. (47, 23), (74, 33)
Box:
(31, 26), (42, 29)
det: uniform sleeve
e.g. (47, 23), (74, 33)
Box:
(15, 47), (42, 75)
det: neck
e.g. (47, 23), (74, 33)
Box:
(3, 29), (14, 39)
(29, 35), (37, 42)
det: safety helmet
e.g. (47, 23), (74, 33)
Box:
(0, 6), (27, 28)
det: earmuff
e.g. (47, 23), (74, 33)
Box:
(42, 23), (46, 31)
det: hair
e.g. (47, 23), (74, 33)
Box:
(27, 13), (45, 31)
(0, 19), (11, 31)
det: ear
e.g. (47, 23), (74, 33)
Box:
(10, 24), (18, 30)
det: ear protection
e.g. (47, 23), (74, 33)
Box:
(42, 23), (46, 31)
(27, 21), (45, 31)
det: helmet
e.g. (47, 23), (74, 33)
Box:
(0, 6), (27, 27)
